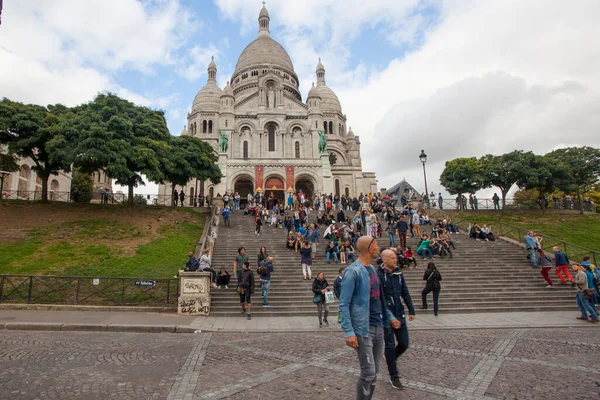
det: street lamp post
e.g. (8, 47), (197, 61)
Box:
(0, 170), (11, 200)
(419, 150), (429, 208)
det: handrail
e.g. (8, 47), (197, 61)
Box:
(428, 209), (598, 266)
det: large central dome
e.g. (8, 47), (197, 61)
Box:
(234, 36), (295, 75)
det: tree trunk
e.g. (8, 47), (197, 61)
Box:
(171, 182), (175, 207)
(501, 189), (508, 210)
(577, 187), (584, 215)
(41, 173), (49, 202)
(128, 182), (134, 206)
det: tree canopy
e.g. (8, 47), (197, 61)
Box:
(439, 157), (484, 208)
(0, 99), (73, 201)
(480, 150), (534, 208)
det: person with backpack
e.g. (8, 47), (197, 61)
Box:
(258, 256), (274, 308)
(536, 249), (555, 288)
(581, 257), (599, 306)
(572, 263), (599, 323)
(222, 203), (231, 228)
(312, 272), (331, 328)
(238, 261), (255, 320)
(421, 262), (442, 316)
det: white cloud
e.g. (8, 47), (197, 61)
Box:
(214, 0), (600, 198)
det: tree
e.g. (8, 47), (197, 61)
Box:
(71, 93), (171, 205)
(70, 168), (94, 203)
(439, 157), (484, 210)
(0, 152), (19, 172)
(164, 135), (222, 206)
(514, 154), (568, 213)
(545, 146), (600, 214)
(0, 99), (74, 201)
(480, 151), (534, 209)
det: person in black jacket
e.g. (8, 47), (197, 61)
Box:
(378, 250), (416, 390)
(312, 272), (330, 327)
(395, 216), (409, 249)
(238, 262), (255, 320)
(421, 262), (442, 316)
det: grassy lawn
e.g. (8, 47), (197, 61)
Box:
(0, 202), (206, 278)
(454, 210), (600, 253)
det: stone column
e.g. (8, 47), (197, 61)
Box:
(321, 153), (334, 195)
(178, 271), (212, 315)
(215, 152), (227, 196)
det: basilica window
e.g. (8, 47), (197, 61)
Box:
(315, 121), (318, 128)
(323, 121), (327, 133)
(295, 142), (300, 159)
(243, 141), (249, 159)
(225, 120), (228, 127)
(268, 125), (276, 152)
(202, 120), (207, 134)
(345, 187), (350, 197)
(329, 121), (334, 135)
(335, 179), (340, 196)
(208, 120), (213, 134)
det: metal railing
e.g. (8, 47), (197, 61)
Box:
(429, 197), (596, 212)
(428, 209), (598, 266)
(0, 275), (178, 307)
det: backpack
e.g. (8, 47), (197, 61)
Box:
(258, 264), (269, 277)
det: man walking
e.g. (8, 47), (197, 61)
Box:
(492, 193), (500, 210)
(553, 246), (574, 284)
(378, 249), (416, 389)
(524, 231), (539, 267)
(258, 256), (274, 307)
(339, 236), (400, 400)
(395, 216), (408, 249)
(222, 203), (231, 228)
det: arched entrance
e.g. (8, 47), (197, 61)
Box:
(234, 175), (254, 206)
(295, 176), (315, 204)
(18, 165), (31, 199)
(265, 176), (285, 208)
(50, 179), (60, 201)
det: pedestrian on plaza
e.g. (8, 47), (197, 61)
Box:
(553, 246), (574, 284)
(173, 189), (179, 206)
(179, 190), (185, 207)
(536, 249), (554, 288)
(305, 223), (319, 260)
(258, 255), (274, 307)
(421, 262), (442, 316)
(300, 241), (313, 280)
(312, 272), (331, 328)
(233, 247), (248, 281)
(412, 210), (421, 238)
(438, 193), (443, 210)
(395, 215), (408, 249)
(378, 249), (416, 390)
(339, 236), (400, 400)
(572, 263), (599, 323)
(238, 261), (255, 320)
(492, 193), (500, 210)
(254, 212), (262, 235)
(334, 267), (344, 324)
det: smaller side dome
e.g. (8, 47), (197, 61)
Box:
(222, 81), (234, 97)
(259, 4), (270, 18)
(307, 82), (321, 99)
(180, 125), (189, 136)
(347, 127), (355, 137)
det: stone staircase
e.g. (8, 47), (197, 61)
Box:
(209, 210), (576, 317)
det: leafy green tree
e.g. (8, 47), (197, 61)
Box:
(71, 93), (171, 205)
(545, 146), (600, 214)
(439, 157), (484, 210)
(0, 99), (74, 201)
(70, 168), (94, 203)
(480, 151), (534, 209)
(0, 152), (19, 172)
(164, 135), (222, 206)
(514, 154), (569, 213)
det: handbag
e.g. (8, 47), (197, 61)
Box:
(312, 294), (322, 304)
(325, 291), (335, 304)
(577, 284), (597, 301)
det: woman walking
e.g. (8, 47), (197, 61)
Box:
(312, 272), (330, 327)
(421, 262), (442, 316)
(536, 249), (554, 288)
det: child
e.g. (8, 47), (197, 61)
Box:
(333, 267), (344, 324)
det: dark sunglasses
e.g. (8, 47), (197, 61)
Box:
(368, 237), (376, 251)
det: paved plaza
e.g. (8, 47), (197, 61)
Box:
(1, 327), (599, 400)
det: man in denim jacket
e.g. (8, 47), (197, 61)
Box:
(339, 236), (400, 400)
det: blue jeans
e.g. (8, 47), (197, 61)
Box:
(346, 252), (356, 262)
(418, 248), (433, 259)
(388, 232), (396, 247)
(383, 319), (409, 379)
(528, 248), (537, 267)
(356, 326), (384, 400)
(576, 292), (598, 319)
(261, 280), (271, 305)
(326, 251), (338, 263)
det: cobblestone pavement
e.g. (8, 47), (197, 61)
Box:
(1, 328), (599, 400)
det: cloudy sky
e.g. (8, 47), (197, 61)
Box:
(1, 0), (599, 196)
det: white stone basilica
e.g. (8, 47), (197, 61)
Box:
(160, 4), (377, 204)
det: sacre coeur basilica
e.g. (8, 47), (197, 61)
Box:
(159, 4), (377, 204)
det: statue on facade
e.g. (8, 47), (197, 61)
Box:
(318, 130), (327, 153)
(219, 131), (229, 153)
(267, 88), (275, 108)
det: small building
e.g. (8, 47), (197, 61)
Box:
(386, 179), (422, 203)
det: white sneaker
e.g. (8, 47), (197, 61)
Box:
(217, 285), (220, 289)
(225, 285), (229, 289)
(546, 285), (555, 289)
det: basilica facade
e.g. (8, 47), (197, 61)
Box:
(160, 4), (376, 204)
